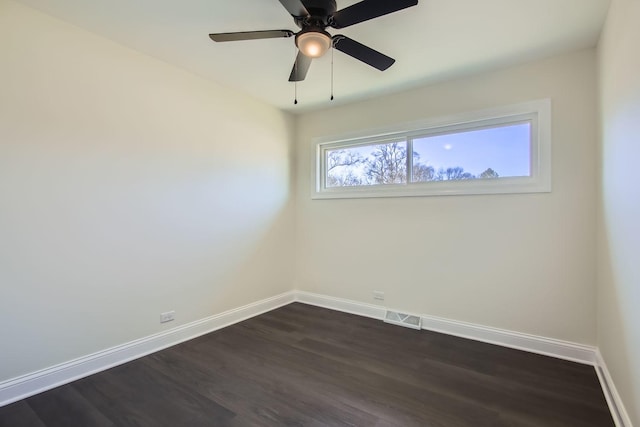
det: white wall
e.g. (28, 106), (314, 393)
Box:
(296, 50), (598, 345)
(0, 0), (295, 382)
(597, 0), (640, 424)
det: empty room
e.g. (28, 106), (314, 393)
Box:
(0, 0), (638, 425)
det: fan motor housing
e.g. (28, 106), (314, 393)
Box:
(294, 0), (337, 28)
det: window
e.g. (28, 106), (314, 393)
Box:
(313, 99), (551, 199)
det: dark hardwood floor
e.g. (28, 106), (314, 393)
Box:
(0, 303), (614, 426)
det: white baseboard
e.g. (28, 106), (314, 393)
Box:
(595, 350), (633, 427)
(295, 291), (386, 320)
(295, 291), (597, 365)
(0, 291), (295, 408)
(419, 313), (598, 365)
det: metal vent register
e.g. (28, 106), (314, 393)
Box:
(384, 310), (422, 330)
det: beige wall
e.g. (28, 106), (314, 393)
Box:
(597, 0), (640, 424)
(0, 0), (295, 381)
(296, 50), (599, 345)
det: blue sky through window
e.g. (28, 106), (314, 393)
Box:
(413, 122), (531, 178)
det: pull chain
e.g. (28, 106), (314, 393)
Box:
(293, 45), (298, 105)
(330, 46), (334, 101)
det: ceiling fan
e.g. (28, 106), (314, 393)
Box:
(209, 0), (419, 82)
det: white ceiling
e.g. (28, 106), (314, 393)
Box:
(16, 0), (611, 112)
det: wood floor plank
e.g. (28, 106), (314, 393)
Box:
(148, 340), (382, 426)
(26, 385), (115, 427)
(0, 401), (46, 427)
(72, 359), (235, 427)
(204, 321), (506, 426)
(250, 315), (612, 426)
(0, 303), (614, 426)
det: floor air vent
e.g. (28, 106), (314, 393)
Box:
(384, 310), (422, 330)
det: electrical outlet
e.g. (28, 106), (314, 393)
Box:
(373, 291), (385, 301)
(160, 310), (175, 323)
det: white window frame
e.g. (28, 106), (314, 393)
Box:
(312, 99), (551, 199)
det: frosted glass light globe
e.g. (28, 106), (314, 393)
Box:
(296, 31), (331, 58)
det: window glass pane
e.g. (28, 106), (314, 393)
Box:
(412, 122), (531, 182)
(326, 141), (407, 187)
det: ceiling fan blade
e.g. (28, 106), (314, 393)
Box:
(278, 0), (309, 17)
(209, 30), (294, 42)
(330, 0), (418, 29)
(332, 35), (395, 71)
(289, 51), (312, 82)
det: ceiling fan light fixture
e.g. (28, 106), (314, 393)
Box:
(209, 0), (420, 83)
(296, 30), (332, 58)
